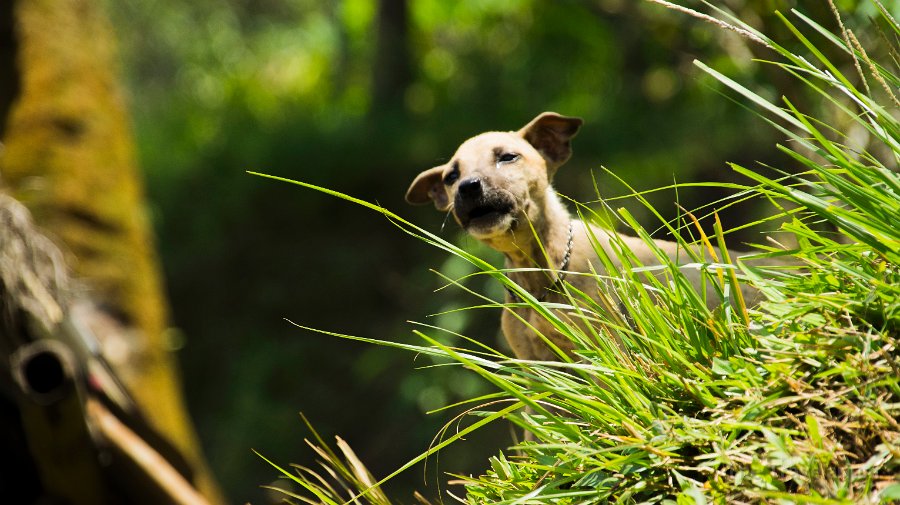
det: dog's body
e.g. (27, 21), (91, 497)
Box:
(407, 112), (763, 361)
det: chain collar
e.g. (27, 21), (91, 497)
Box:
(506, 220), (574, 304)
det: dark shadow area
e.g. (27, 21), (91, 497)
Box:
(0, 0), (19, 137)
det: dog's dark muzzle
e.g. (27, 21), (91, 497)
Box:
(454, 177), (515, 229)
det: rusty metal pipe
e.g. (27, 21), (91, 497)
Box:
(11, 340), (109, 504)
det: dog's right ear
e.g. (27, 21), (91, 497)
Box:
(406, 166), (451, 211)
(518, 112), (583, 173)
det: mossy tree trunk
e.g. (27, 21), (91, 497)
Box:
(0, 0), (222, 502)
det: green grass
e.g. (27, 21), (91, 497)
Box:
(253, 3), (899, 503)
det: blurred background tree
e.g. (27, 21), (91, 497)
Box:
(89, 0), (885, 502)
(0, 0), (222, 502)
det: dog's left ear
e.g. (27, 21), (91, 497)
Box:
(518, 112), (583, 172)
(406, 166), (451, 211)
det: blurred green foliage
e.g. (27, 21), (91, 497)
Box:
(101, 0), (885, 502)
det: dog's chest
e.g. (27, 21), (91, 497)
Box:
(500, 302), (576, 361)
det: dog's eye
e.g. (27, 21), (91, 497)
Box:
(498, 153), (519, 164)
(444, 165), (460, 185)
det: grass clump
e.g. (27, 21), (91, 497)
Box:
(255, 2), (900, 503)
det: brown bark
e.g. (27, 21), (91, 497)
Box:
(0, 0), (222, 502)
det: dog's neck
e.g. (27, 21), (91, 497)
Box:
(494, 188), (573, 295)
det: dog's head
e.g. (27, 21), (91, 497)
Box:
(406, 112), (582, 243)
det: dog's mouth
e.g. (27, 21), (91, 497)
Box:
(457, 197), (515, 232)
(467, 203), (512, 223)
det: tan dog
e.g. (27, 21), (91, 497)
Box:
(406, 112), (761, 361)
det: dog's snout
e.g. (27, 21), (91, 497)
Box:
(458, 178), (483, 198)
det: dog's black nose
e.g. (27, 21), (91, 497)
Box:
(458, 178), (482, 197)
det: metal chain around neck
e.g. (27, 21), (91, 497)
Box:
(506, 220), (574, 304)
